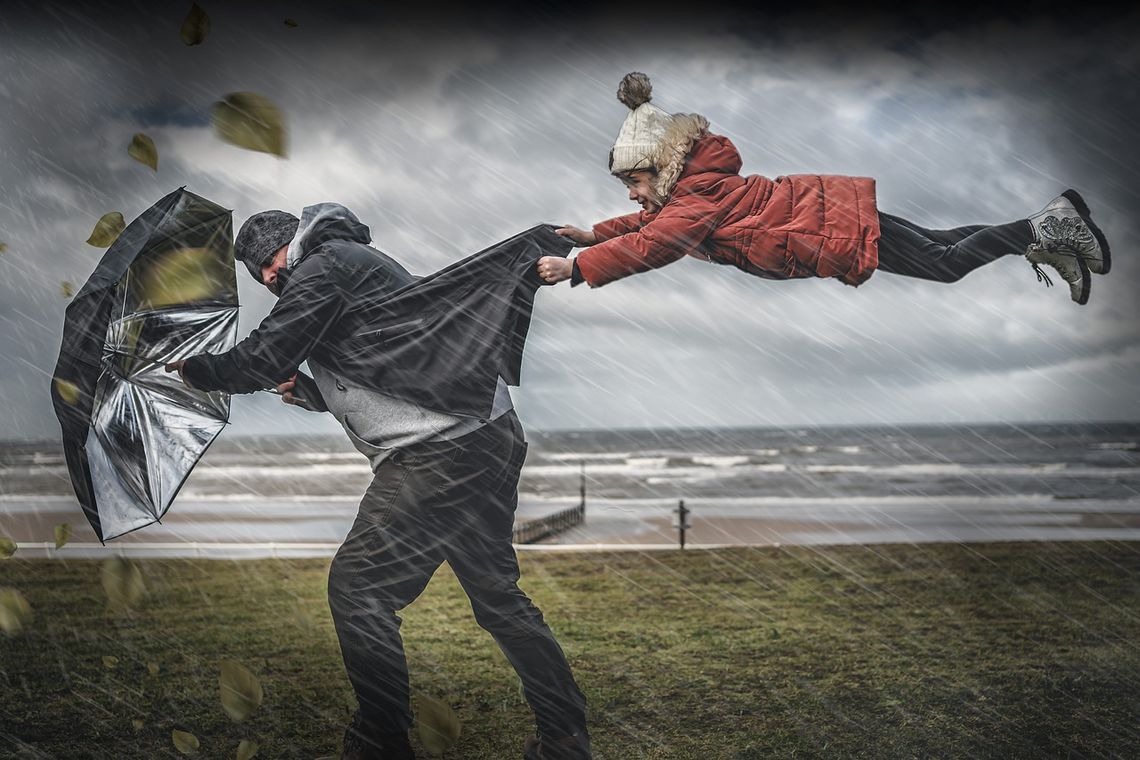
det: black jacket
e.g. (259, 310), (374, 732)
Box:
(183, 217), (571, 419)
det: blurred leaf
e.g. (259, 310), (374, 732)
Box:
(236, 739), (258, 760)
(131, 719), (145, 731)
(180, 3), (210, 45)
(0, 538), (16, 559)
(54, 523), (72, 550)
(0, 589), (33, 634)
(102, 655), (120, 669)
(101, 556), (146, 610)
(86, 212), (125, 247)
(211, 92), (287, 157)
(0, 242), (7, 253)
(173, 729), (200, 754)
(415, 694), (461, 756)
(148, 661), (160, 677)
(60, 281), (75, 298)
(128, 133), (158, 171)
(54, 378), (81, 405)
(219, 660), (263, 721)
(137, 248), (224, 308)
(283, 18), (298, 27)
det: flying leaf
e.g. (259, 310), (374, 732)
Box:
(138, 247), (226, 308)
(173, 729), (200, 754)
(211, 92), (287, 157)
(54, 378), (81, 405)
(219, 660), (263, 721)
(54, 523), (72, 550)
(148, 661), (160, 677)
(180, 3), (210, 46)
(60, 281), (75, 298)
(0, 242), (7, 253)
(132, 719), (145, 731)
(283, 18), (298, 27)
(236, 739), (259, 760)
(0, 538), (16, 559)
(0, 589), (33, 634)
(128, 133), (158, 171)
(86, 212), (125, 247)
(102, 556), (146, 610)
(415, 694), (461, 756)
(102, 655), (120, 669)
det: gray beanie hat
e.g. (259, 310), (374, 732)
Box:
(234, 210), (299, 281)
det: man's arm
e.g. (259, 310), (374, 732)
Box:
(179, 255), (347, 394)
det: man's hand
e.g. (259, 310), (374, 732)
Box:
(537, 257), (574, 285)
(554, 225), (597, 247)
(164, 360), (188, 384)
(276, 374), (303, 406)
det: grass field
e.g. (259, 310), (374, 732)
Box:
(2, 541), (1139, 759)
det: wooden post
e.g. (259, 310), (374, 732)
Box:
(675, 499), (690, 550)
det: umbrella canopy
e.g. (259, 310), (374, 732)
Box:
(51, 188), (238, 542)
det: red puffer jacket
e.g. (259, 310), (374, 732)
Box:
(575, 133), (880, 287)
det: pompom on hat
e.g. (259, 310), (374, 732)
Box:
(608, 72), (676, 175)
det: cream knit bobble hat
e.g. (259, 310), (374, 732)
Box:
(608, 72), (675, 175)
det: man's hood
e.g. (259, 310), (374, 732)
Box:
(285, 203), (372, 269)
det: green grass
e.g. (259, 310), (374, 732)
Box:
(2, 541), (1140, 759)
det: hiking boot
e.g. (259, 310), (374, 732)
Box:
(522, 730), (592, 760)
(340, 713), (415, 760)
(1026, 241), (1091, 305)
(1027, 190), (1108, 274)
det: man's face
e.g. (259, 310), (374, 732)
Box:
(260, 245), (289, 295)
(619, 170), (662, 212)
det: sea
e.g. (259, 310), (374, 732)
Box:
(2, 422), (1139, 557)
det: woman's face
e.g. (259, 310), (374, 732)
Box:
(619, 170), (662, 212)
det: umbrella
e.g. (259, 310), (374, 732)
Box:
(51, 188), (238, 542)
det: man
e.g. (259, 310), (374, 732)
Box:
(166, 205), (590, 760)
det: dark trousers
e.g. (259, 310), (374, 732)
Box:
(875, 211), (1034, 282)
(327, 410), (589, 749)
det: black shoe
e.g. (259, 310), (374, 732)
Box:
(341, 712), (415, 760)
(522, 731), (591, 760)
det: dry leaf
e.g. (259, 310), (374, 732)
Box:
(128, 133), (158, 171)
(211, 92), (287, 157)
(132, 719), (145, 731)
(0, 589), (33, 634)
(0, 242), (7, 253)
(60, 281), (75, 298)
(54, 378), (81, 405)
(415, 694), (461, 756)
(54, 523), (72, 550)
(283, 18), (298, 27)
(236, 739), (259, 760)
(102, 556), (146, 610)
(180, 3), (210, 46)
(173, 729), (200, 754)
(148, 661), (160, 677)
(86, 212), (125, 247)
(0, 538), (16, 559)
(102, 655), (120, 669)
(137, 248), (223, 307)
(219, 660), (263, 721)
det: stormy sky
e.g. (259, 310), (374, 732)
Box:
(1, 1), (1138, 440)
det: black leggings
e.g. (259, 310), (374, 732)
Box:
(875, 211), (1034, 282)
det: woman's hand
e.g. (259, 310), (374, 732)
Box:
(554, 225), (597, 247)
(537, 257), (574, 284)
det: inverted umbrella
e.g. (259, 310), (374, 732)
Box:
(51, 188), (238, 542)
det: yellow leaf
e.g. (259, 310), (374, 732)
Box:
(128, 133), (158, 171)
(236, 739), (259, 760)
(60, 281), (75, 298)
(415, 694), (461, 756)
(102, 655), (120, 669)
(54, 523), (72, 550)
(0, 242), (7, 253)
(54, 378), (81, 406)
(219, 660), (263, 721)
(132, 719), (145, 731)
(101, 556), (146, 610)
(283, 18), (298, 27)
(86, 212), (125, 247)
(172, 729), (200, 754)
(0, 537), (16, 559)
(211, 92), (287, 157)
(0, 589), (33, 634)
(148, 661), (160, 677)
(180, 3), (210, 46)
(136, 247), (224, 308)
